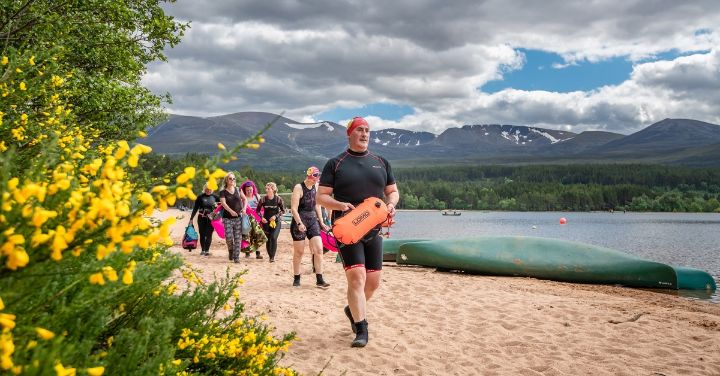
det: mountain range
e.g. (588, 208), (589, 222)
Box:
(142, 113), (720, 169)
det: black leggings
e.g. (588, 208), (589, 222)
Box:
(198, 216), (214, 253)
(262, 221), (282, 259)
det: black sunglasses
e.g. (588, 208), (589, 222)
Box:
(311, 173), (320, 177)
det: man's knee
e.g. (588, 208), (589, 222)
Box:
(365, 272), (381, 290)
(346, 269), (366, 290)
(365, 277), (380, 292)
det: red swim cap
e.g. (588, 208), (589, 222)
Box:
(346, 117), (369, 136)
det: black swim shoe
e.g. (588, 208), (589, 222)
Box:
(293, 275), (301, 287)
(351, 320), (368, 348)
(344, 305), (357, 334)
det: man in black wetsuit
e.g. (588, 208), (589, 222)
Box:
(318, 116), (399, 348)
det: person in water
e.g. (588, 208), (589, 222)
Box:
(257, 182), (285, 262)
(318, 116), (399, 348)
(290, 166), (330, 288)
(219, 172), (247, 263)
(188, 183), (219, 256)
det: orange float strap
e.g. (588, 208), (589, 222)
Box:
(332, 197), (389, 245)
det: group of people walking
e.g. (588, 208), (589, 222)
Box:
(188, 176), (285, 262)
(188, 116), (399, 348)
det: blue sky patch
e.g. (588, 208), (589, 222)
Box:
(481, 49), (633, 93)
(316, 103), (415, 122)
(480, 48), (711, 94)
(639, 48), (711, 62)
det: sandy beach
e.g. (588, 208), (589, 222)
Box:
(160, 209), (720, 375)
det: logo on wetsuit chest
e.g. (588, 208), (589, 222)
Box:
(372, 165), (382, 168)
(351, 210), (371, 225)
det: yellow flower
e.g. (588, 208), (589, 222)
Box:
(176, 167), (195, 184)
(19, 82), (26, 91)
(51, 225), (69, 260)
(51, 75), (64, 87)
(0, 313), (16, 329)
(89, 273), (105, 285)
(28, 56), (35, 65)
(217, 143), (226, 150)
(35, 327), (55, 340)
(248, 143), (260, 149)
(114, 141), (129, 159)
(102, 267), (118, 282)
(86, 366), (104, 376)
(0, 297), (3, 310)
(1, 56), (7, 65)
(54, 362), (76, 376)
(32, 209), (57, 227)
(127, 154), (139, 168)
(171, 359), (181, 365)
(122, 269), (133, 285)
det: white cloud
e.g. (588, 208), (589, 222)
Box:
(145, 0), (720, 133)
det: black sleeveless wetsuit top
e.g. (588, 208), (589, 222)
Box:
(297, 183), (317, 214)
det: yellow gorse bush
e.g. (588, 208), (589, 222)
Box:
(1, 49), (294, 375)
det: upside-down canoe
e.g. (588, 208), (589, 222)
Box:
(382, 238), (428, 262)
(395, 236), (716, 290)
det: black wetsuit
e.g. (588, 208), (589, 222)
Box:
(290, 183), (321, 241)
(190, 193), (219, 254)
(319, 149), (395, 271)
(257, 195), (285, 259)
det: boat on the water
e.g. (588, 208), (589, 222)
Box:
(395, 236), (716, 290)
(442, 210), (461, 216)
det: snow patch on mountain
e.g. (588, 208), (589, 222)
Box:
(530, 128), (563, 144)
(285, 121), (334, 131)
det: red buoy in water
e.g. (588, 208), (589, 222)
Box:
(559, 217), (567, 225)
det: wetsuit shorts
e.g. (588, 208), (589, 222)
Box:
(338, 228), (383, 272)
(290, 211), (321, 241)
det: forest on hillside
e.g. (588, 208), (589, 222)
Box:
(138, 154), (720, 213)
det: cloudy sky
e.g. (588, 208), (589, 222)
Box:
(143, 0), (720, 134)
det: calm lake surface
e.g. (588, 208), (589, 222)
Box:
(389, 211), (720, 302)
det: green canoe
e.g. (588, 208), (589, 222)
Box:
(396, 236), (717, 290)
(382, 238), (428, 262)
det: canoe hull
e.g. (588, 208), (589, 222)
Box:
(382, 238), (428, 262)
(397, 236), (716, 290)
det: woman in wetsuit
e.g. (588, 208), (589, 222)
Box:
(257, 182), (285, 262)
(189, 183), (219, 256)
(290, 166), (330, 288)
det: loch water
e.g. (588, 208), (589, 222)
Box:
(389, 211), (720, 302)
